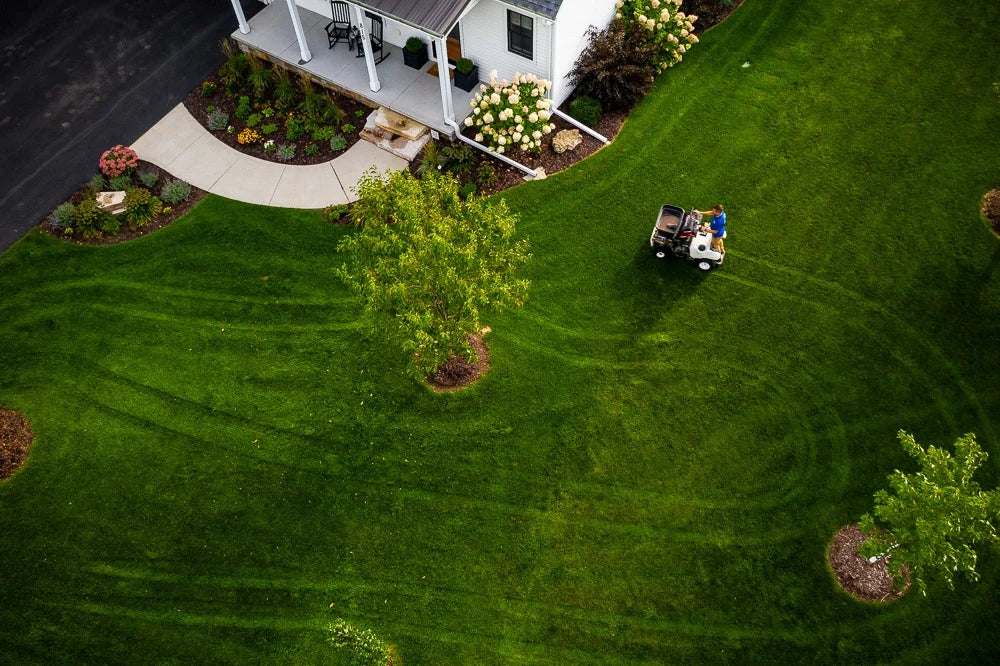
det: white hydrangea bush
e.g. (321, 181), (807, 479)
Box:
(615, 0), (699, 72)
(463, 71), (556, 155)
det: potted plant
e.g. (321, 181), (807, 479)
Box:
(454, 57), (479, 92)
(403, 37), (428, 69)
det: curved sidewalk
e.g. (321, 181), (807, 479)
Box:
(130, 104), (407, 209)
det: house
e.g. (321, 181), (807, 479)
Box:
(229, 0), (615, 151)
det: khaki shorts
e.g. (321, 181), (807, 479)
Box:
(711, 235), (725, 253)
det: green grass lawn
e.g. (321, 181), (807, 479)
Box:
(1, 0), (999, 662)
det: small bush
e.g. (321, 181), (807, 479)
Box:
(341, 123), (356, 134)
(405, 36), (424, 53)
(415, 141), (441, 177)
(208, 109), (230, 131)
(247, 57), (274, 96)
(236, 95), (252, 120)
(160, 179), (191, 205)
(261, 106), (275, 118)
(99, 145), (139, 177)
(138, 170), (159, 188)
(201, 81), (217, 98)
(123, 188), (163, 228)
(456, 57), (475, 75)
(73, 197), (111, 238)
(263, 139), (277, 153)
(569, 24), (660, 111)
(476, 162), (497, 188)
(50, 202), (76, 229)
(323, 204), (349, 223)
(354, 109), (366, 119)
(311, 125), (336, 142)
(328, 619), (389, 666)
(261, 122), (278, 135)
(108, 174), (133, 191)
(304, 143), (319, 156)
(441, 144), (476, 176)
(458, 182), (477, 199)
(245, 112), (262, 128)
(89, 173), (107, 191)
(285, 116), (305, 141)
(569, 95), (602, 127)
(225, 79), (241, 96)
(330, 134), (347, 151)
(273, 68), (299, 109)
(275, 144), (296, 161)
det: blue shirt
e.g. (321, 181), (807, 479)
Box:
(709, 211), (726, 238)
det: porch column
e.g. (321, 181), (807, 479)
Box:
(230, 0), (250, 35)
(284, 0), (313, 64)
(435, 36), (455, 123)
(352, 5), (381, 92)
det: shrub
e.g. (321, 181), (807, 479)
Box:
(458, 182), (477, 199)
(569, 24), (660, 110)
(245, 112), (262, 128)
(273, 68), (299, 109)
(261, 122), (278, 135)
(89, 173), (106, 191)
(304, 142), (319, 156)
(263, 139), (277, 153)
(415, 141), (441, 177)
(341, 123), (356, 134)
(235, 95), (252, 120)
(160, 179), (191, 205)
(440, 143), (476, 176)
(311, 125), (336, 142)
(238, 128), (261, 145)
(50, 202), (76, 229)
(123, 187), (163, 228)
(405, 36), (424, 53)
(285, 115), (305, 141)
(201, 81), (217, 98)
(354, 108), (366, 119)
(99, 145), (139, 177)
(108, 174), (133, 191)
(323, 204), (349, 223)
(219, 38), (249, 89)
(615, 0), (699, 73)
(73, 197), (112, 238)
(275, 144), (296, 161)
(569, 95), (602, 127)
(476, 162), (497, 188)
(464, 71), (556, 155)
(330, 134), (347, 151)
(261, 106), (275, 118)
(138, 170), (159, 188)
(247, 56), (274, 96)
(328, 619), (389, 666)
(456, 57), (475, 75)
(208, 109), (230, 131)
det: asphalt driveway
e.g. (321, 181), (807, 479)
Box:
(0, 0), (260, 252)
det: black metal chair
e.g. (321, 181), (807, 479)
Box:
(324, 1), (352, 49)
(355, 12), (389, 64)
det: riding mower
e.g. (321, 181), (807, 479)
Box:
(649, 204), (723, 271)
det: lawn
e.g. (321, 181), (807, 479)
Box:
(1, 0), (999, 663)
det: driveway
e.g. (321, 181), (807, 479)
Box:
(0, 0), (260, 252)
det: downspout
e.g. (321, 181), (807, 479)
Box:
(444, 118), (538, 178)
(547, 18), (556, 104)
(230, 0), (250, 34)
(284, 0), (312, 64)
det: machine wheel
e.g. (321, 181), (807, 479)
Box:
(697, 260), (714, 271)
(655, 251), (667, 259)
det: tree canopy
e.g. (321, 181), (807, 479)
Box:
(337, 168), (530, 379)
(860, 430), (1000, 594)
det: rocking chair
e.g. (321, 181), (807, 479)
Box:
(355, 12), (389, 65)
(324, 1), (352, 49)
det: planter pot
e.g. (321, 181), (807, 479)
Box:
(454, 65), (479, 92)
(403, 44), (428, 69)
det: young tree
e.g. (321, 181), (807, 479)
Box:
(859, 430), (1000, 595)
(337, 169), (530, 379)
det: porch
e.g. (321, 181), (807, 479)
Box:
(231, 1), (477, 137)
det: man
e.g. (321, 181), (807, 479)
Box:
(695, 204), (726, 258)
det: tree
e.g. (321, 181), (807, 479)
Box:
(859, 430), (1000, 595)
(337, 169), (530, 379)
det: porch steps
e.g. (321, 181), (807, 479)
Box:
(360, 108), (430, 162)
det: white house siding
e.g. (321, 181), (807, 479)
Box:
(459, 1), (552, 89)
(550, 0), (617, 105)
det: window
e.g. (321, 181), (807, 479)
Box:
(507, 10), (533, 60)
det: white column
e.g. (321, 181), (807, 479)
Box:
(230, 0), (250, 34)
(352, 5), (381, 92)
(436, 36), (455, 123)
(284, 0), (312, 64)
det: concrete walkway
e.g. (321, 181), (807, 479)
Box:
(131, 104), (407, 209)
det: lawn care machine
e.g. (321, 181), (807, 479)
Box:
(649, 204), (723, 271)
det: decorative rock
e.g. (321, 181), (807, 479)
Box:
(95, 190), (127, 215)
(552, 129), (582, 154)
(525, 167), (546, 181)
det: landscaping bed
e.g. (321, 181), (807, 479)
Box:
(828, 524), (910, 602)
(0, 409), (33, 482)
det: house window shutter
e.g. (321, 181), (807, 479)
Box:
(507, 10), (533, 60)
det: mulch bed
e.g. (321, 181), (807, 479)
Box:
(0, 408), (34, 482)
(827, 523), (910, 602)
(983, 188), (1000, 237)
(182, 71), (371, 166)
(688, 0), (746, 32)
(38, 160), (206, 245)
(426, 332), (490, 391)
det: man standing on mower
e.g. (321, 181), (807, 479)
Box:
(696, 205), (726, 258)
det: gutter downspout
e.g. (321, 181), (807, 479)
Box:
(284, 0), (312, 64)
(547, 18), (557, 104)
(230, 0), (250, 34)
(444, 118), (538, 178)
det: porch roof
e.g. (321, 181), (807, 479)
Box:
(351, 0), (475, 37)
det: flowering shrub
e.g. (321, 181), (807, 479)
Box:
(98, 145), (138, 177)
(615, 0), (699, 72)
(464, 71), (556, 155)
(237, 128), (260, 145)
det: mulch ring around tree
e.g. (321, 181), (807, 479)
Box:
(38, 160), (206, 245)
(426, 332), (491, 392)
(983, 187), (1000, 237)
(827, 523), (911, 602)
(0, 408), (34, 482)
